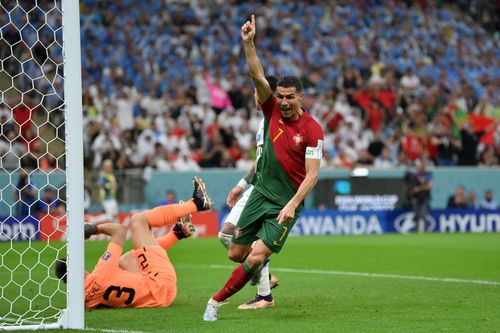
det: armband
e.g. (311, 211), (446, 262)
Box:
(237, 178), (250, 191)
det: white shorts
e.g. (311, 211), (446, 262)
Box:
(223, 186), (254, 226)
(103, 199), (118, 219)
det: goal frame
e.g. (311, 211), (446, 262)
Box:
(61, 0), (85, 329)
(2, 0), (85, 330)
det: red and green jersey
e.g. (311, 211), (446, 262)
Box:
(251, 96), (324, 206)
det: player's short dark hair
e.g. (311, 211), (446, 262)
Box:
(265, 75), (279, 92)
(55, 257), (67, 284)
(277, 75), (303, 92)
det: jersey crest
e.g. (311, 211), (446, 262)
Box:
(293, 133), (303, 146)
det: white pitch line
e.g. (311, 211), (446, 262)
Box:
(0, 317), (55, 325)
(86, 327), (147, 333)
(0, 318), (147, 333)
(205, 264), (500, 286)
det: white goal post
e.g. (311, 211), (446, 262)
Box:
(0, 0), (84, 330)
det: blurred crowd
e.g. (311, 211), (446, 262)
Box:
(1, 0), (499, 173)
(447, 185), (498, 209)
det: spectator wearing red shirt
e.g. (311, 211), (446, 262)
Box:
(377, 85), (396, 113)
(12, 102), (32, 136)
(354, 85), (372, 115)
(364, 99), (385, 133)
(401, 124), (425, 162)
(322, 106), (344, 132)
(227, 138), (242, 164)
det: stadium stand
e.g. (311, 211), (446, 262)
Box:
(1, 0), (499, 173)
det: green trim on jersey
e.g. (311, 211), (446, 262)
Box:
(251, 117), (299, 207)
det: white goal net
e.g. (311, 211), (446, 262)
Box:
(0, 0), (84, 330)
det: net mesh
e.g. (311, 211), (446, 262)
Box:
(0, 0), (67, 327)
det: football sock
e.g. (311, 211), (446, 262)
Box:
(218, 232), (232, 249)
(212, 263), (255, 302)
(242, 261), (260, 275)
(257, 261), (271, 296)
(155, 230), (179, 250)
(144, 200), (197, 227)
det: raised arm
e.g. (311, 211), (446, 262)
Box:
(241, 15), (272, 103)
(95, 222), (127, 248)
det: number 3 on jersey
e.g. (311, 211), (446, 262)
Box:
(103, 286), (136, 305)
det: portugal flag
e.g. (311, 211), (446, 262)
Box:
(466, 113), (497, 145)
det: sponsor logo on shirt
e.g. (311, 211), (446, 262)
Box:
(102, 252), (112, 261)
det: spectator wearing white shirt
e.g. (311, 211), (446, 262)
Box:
(341, 138), (359, 163)
(479, 190), (498, 210)
(374, 146), (396, 168)
(152, 143), (173, 171)
(0, 130), (26, 171)
(333, 93), (352, 118)
(172, 151), (201, 172)
(400, 68), (421, 93)
(236, 121), (255, 151)
(235, 150), (254, 171)
(218, 108), (243, 134)
(140, 88), (166, 117)
(248, 108), (263, 134)
(115, 87), (137, 131)
(136, 129), (157, 161)
(91, 129), (122, 169)
(337, 121), (358, 147)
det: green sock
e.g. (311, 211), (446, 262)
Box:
(243, 262), (261, 275)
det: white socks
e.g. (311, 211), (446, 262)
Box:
(257, 261), (271, 296)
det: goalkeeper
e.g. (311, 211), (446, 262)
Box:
(55, 177), (212, 309)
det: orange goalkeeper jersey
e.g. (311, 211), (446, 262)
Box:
(84, 242), (177, 309)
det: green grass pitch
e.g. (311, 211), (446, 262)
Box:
(1, 233), (500, 332)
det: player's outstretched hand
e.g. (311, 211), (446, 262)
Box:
(241, 14), (256, 43)
(226, 185), (244, 208)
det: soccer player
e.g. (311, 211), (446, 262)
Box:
(97, 159), (119, 223)
(203, 15), (324, 321)
(55, 177), (212, 309)
(219, 76), (279, 310)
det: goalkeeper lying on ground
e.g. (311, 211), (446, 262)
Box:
(55, 177), (212, 309)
